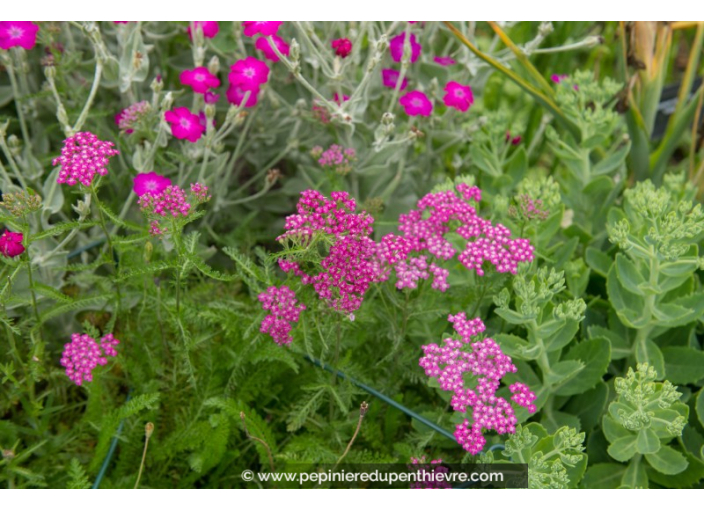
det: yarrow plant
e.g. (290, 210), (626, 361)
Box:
(52, 132), (119, 187)
(138, 182), (211, 236)
(419, 313), (536, 454)
(258, 286), (306, 345)
(115, 101), (151, 134)
(60, 333), (120, 386)
(276, 190), (379, 314)
(376, 183), (535, 292)
(311, 144), (357, 175)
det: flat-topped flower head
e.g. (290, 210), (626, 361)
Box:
(187, 21), (219, 39)
(226, 83), (259, 108)
(180, 67), (220, 94)
(277, 190), (378, 313)
(61, 333), (119, 386)
(381, 68), (408, 90)
(242, 21), (283, 38)
(133, 172), (172, 197)
(115, 101), (151, 134)
(0, 21), (39, 50)
(399, 90), (432, 116)
(443, 81), (474, 112)
(419, 314), (535, 454)
(229, 56), (270, 91)
(255, 34), (290, 62)
(331, 38), (352, 58)
(434, 56), (455, 66)
(138, 181), (210, 236)
(53, 132), (119, 187)
(258, 286), (306, 345)
(164, 107), (205, 143)
(389, 32), (421, 63)
(0, 231), (24, 258)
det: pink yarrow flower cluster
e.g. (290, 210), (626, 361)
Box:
(258, 286), (306, 345)
(0, 21), (39, 50)
(115, 101), (151, 134)
(53, 132), (119, 187)
(409, 457), (451, 489)
(138, 182), (211, 236)
(375, 183), (534, 292)
(277, 191), (379, 313)
(61, 333), (120, 386)
(311, 144), (356, 175)
(419, 313), (536, 454)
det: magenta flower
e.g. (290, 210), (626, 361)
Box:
(180, 67), (220, 94)
(0, 21), (39, 50)
(255, 34), (290, 62)
(226, 83), (259, 108)
(242, 21), (283, 37)
(53, 132), (119, 187)
(333, 92), (349, 105)
(434, 56), (455, 66)
(115, 101), (151, 134)
(187, 21), (219, 39)
(138, 182), (210, 221)
(61, 333), (119, 386)
(204, 91), (220, 104)
(164, 107), (205, 143)
(258, 286), (306, 346)
(133, 172), (172, 197)
(551, 73), (568, 83)
(419, 314), (536, 454)
(389, 32), (421, 63)
(331, 38), (352, 58)
(399, 90), (432, 116)
(229, 56), (270, 91)
(381, 68), (408, 90)
(506, 132), (522, 145)
(0, 231), (24, 258)
(277, 190), (378, 313)
(443, 81), (474, 112)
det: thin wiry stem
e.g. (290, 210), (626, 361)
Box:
(334, 401), (369, 469)
(134, 422), (154, 489)
(240, 412), (275, 473)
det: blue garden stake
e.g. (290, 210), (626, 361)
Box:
(303, 354), (457, 443)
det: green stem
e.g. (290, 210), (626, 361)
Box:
(91, 187), (122, 312)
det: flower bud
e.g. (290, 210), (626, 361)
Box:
(207, 55), (220, 75)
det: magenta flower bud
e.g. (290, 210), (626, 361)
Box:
(0, 231), (25, 258)
(331, 38), (352, 58)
